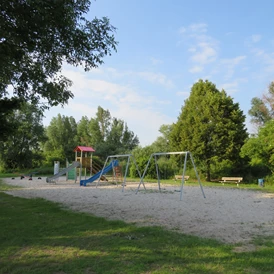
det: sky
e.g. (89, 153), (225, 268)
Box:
(43, 0), (274, 146)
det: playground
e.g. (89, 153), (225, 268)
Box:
(4, 176), (274, 245)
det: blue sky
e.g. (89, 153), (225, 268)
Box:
(43, 0), (274, 146)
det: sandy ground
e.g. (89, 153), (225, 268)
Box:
(3, 176), (274, 245)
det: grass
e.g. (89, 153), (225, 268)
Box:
(0, 179), (22, 191)
(1, 179), (274, 273)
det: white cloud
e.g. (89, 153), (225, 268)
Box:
(43, 66), (175, 146)
(111, 105), (173, 146)
(138, 71), (174, 88)
(220, 81), (239, 94)
(178, 22), (219, 72)
(189, 66), (203, 73)
(189, 23), (208, 33)
(251, 48), (265, 56)
(150, 57), (163, 65)
(220, 56), (246, 79)
(221, 56), (246, 66)
(250, 48), (274, 76)
(188, 47), (196, 53)
(251, 34), (261, 43)
(191, 42), (217, 64)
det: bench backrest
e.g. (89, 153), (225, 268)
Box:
(221, 177), (243, 182)
(175, 175), (190, 180)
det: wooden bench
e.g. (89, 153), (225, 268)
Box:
(174, 175), (190, 181)
(219, 177), (243, 187)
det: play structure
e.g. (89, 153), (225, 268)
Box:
(92, 154), (145, 191)
(74, 146), (95, 179)
(47, 146), (205, 201)
(46, 161), (81, 183)
(80, 154), (145, 191)
(47, 146), (96, 183)
(80, 159), (119, 186)
(136, 151), (206, 200)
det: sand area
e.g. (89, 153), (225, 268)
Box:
(3, 176), (274, 245)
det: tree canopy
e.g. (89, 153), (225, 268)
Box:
(0, 102), (46, 170)
(249, 82), (274, 128)
(241, 120), (274, 174)
(43, 114), (78, 164)
(0, 0), (117, 138)
(170, 80), (248, 181)
(78, 106), (139, 157)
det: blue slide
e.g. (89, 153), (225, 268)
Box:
(80, 160), (119, 186)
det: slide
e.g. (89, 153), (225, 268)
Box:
(46, 161), (80, 183)
(80, 160), (119, 186)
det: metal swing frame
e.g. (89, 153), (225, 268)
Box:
(136, 151), (206, 200)
(96, 154), (145, 192)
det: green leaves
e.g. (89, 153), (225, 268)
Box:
(0, 0), (117, 139)
(0, 102), (46, 169)
(242, 120), (274, 174)
(43, 114), (78, 164)
(170, 80), (248, 181)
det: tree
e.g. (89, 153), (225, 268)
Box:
(43, 114), (78, 165)
(241, 120), (274, 174)
(170, 80), (248, 181)
(249, 97), (272, 127)
(0, 0), (117, 138)
(151, 124), (173, 152)
(106, 118), (139, 153)
(76, 106), (139, 158)
(0, 102), (46, 170)
(77, 116), (93, 146)
(96, 106), (111, 141)
(249, 82), (274, 127)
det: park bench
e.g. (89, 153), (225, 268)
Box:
(219, 177), (243, 187)
(174, 175), (190, 181)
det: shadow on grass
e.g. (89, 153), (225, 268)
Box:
(0, 192), (274, 274)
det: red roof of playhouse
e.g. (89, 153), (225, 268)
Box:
(73, 146), (95, 152)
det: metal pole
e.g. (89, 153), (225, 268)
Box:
(180, 152), (188, 200)
(189, 152), (206, 198)
(132, 155), (146, 190)
(154, 154), (161, 192)
(112, 160), (118, 186)
(122, 156), (130, 192)
(96, 156), (109, 188)
(136, 154), (153, 193)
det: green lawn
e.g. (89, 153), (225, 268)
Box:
(1, 180), (274, 273)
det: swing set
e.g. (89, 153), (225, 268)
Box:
(136, 151), (206, 200)
(96, 154), (145, 192)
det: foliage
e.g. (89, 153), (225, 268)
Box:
(249, 81), (274, 128)
(42, 107), (139, 165)
(170, 80), (248, 181)
(0, 102), (46, 170)
(130, 146), (155, 178)
(241, 120), (274, 174)
(78, 106), (139, 158)
(249, 97), (272, 127)
(130, 125), (179, 179)
(0, 97), (22, 141)
(150, 124), (173, 152)
(0, 0), (117, 139)
(43, 114), (78, 165)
